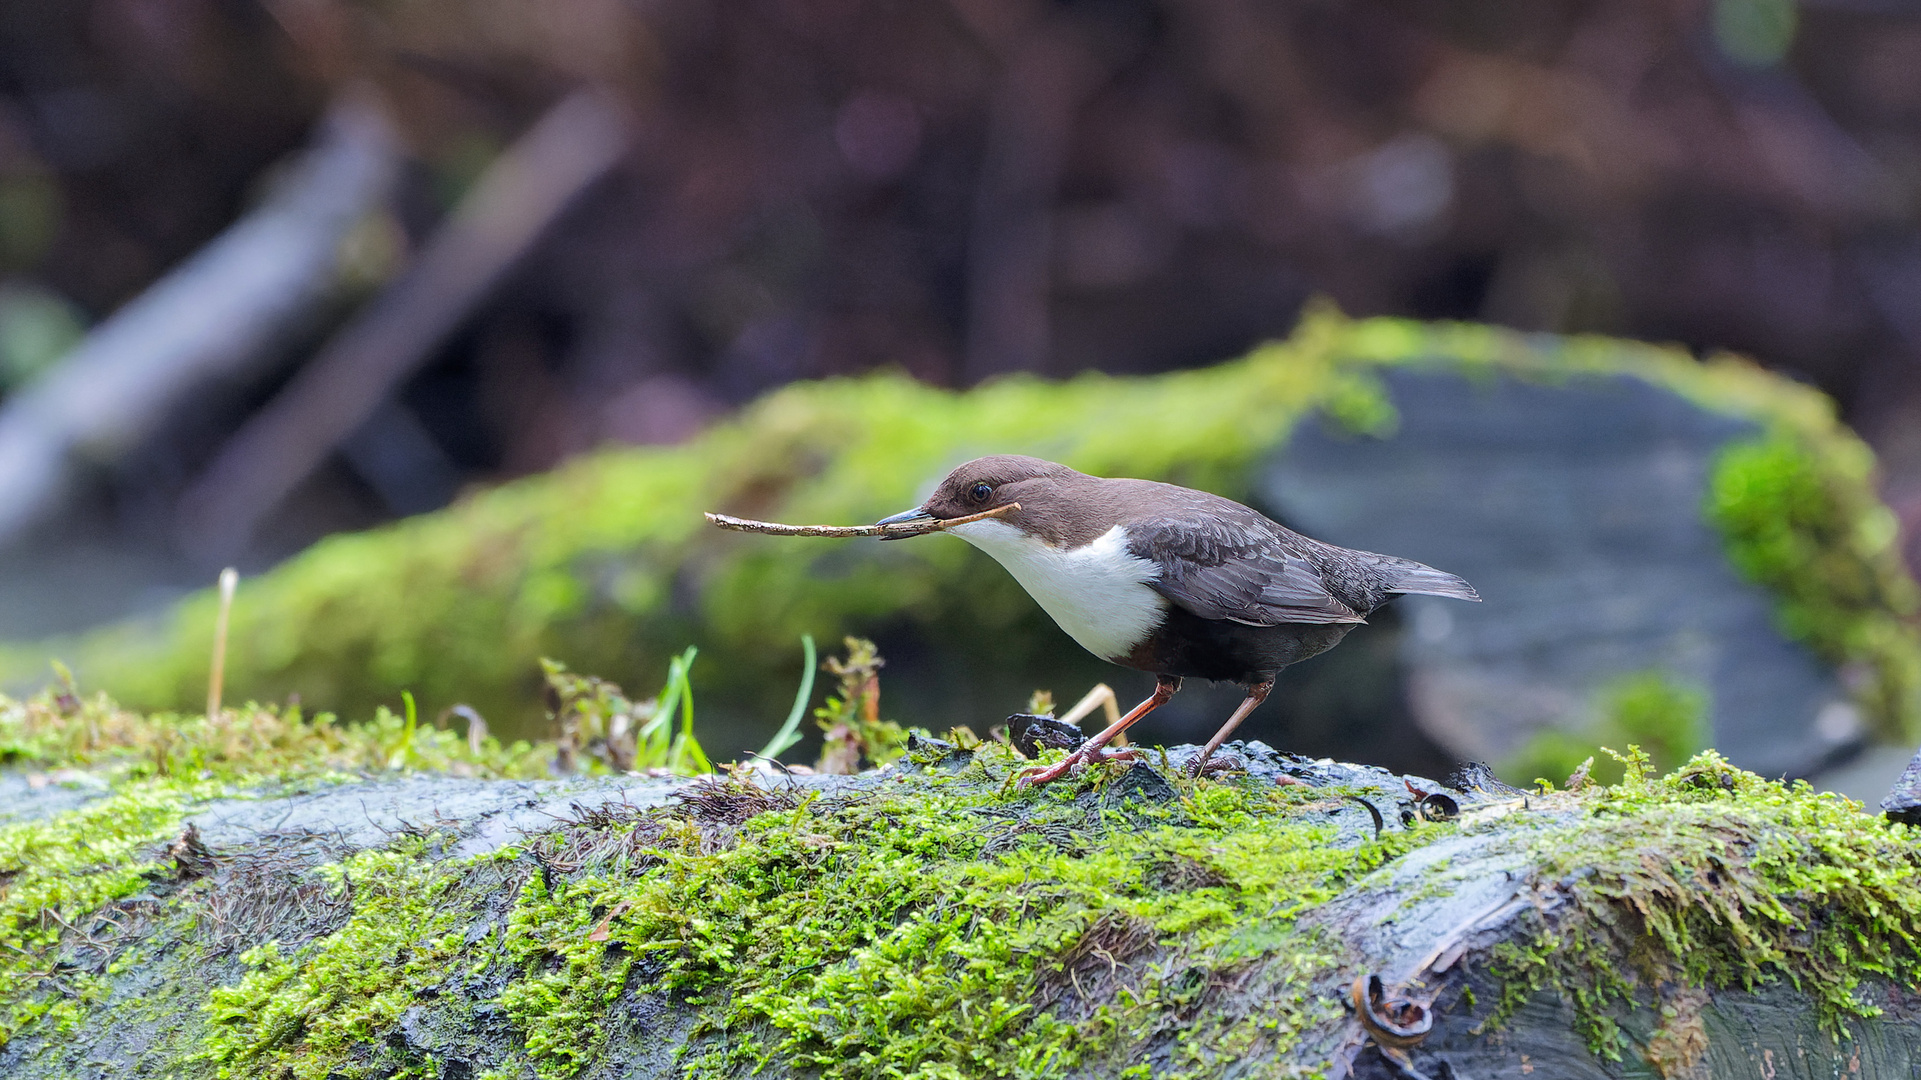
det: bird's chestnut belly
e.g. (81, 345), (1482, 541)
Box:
(1119, 606), (1357, 683)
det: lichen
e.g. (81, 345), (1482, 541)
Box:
(10, 304), (1912, 753)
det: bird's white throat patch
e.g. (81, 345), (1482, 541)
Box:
(945, 520), (1168, 660)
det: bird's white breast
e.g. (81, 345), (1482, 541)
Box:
(945, 520), (1168, 660)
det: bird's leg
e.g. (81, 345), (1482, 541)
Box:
(1188, 680), (1274, 776)
(1057, 682), (1129, 756)
(1017, 675), (1181, 786)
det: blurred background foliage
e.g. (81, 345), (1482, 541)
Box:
(9, 308), (1911, 779)
(2, 0), (1921, 779)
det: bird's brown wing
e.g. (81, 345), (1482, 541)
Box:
(1126, 516), (1363, 626)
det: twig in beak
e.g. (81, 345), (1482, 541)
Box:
(704, 502), (1020, 538)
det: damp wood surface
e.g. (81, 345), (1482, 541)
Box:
(0, 706), (1914, 1080)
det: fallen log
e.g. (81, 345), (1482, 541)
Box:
(0, 687), (1913, 1079)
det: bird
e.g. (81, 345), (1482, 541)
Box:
(875, 455), (1481, 784)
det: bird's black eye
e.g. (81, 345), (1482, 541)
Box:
(969, 482), (993, 502)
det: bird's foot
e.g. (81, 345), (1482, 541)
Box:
(1014, 754), (1084, 787)
(1014, 746), (1141, 787)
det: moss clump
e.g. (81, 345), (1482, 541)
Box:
(493, 765), (1417, 1080)
(180, 746), (1921, 1079)
(0, 674), (1915, 1077)
(1484, 750), (1921, 1059)
(0, 778), (210, 1045)
(0, 681), (556, 783)
(1503, 670), (1710, 789)
(8, 304), (1916, 749)
(0, 674), (605, 1058)
(200, 840), (479, 1079)
(1709, 432), (1921, 740)
(180, 750), (1437, 1080)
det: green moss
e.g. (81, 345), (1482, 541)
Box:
(1709, 432), (1921, 740)
(166, 746), (1921, 1079)
(0, 776), (211, 1045)
(0, 674), (603, 1062)
(0, 673), (1913, 1076)
(0, 681), (557, 782)
(160, 750), (1437, 1080)
(1483, 751), (1921, 1058)
(492, 761), (1422, 1079)
(200, 839), (476, 1079)
(1503, 670), (1710, 789)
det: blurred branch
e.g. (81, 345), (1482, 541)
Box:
(0, 91), (402, 548)
(1703, 49), (1901, 222)
(176, 90), (634, 564)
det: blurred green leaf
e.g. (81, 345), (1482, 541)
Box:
(0, 282), (84, 391)
(1714, 0), (1797, 67)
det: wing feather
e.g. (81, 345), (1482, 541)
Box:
(1127, 516), (1363, 626)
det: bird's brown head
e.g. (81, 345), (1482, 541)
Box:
(876, 455), (1084, 538)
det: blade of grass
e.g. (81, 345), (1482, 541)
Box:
(387, 690), (419, 770)
(671, 647), (708, 773)
(757, 635), (817, 762)
(639, 647), (699, 769)
(638, 661), (684, 746)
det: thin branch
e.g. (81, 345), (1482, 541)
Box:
(704, 502), (1019, 539)
(177, 90), (633, 562)
(0, 90), (401, 546)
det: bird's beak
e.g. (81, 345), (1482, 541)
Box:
(875, 506), (936, 540)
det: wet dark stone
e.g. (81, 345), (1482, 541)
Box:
(1103, 763), (1177, 804)
(1445, 761), (1527, 798)
(1006, 713), (1082, 759)
(904, 731), (972, 772)
(1266, 368), (1855, 780)
(1882, 746), (1921, 825)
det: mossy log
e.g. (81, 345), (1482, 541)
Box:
(0, 697), (1915, 1080)
(4, 305), (1916, 758)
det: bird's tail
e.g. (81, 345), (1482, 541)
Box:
(1384, 559), (1481, 602)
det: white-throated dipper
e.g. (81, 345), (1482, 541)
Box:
(877, 455), (1481, 784)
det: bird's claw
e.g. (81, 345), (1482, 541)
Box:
(1014, 746), (1137, 787)
(1014, 758), (1080, 787)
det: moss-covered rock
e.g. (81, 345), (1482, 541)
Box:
(0, 688), (1916, 1079)
(5, 305), (1916, 758)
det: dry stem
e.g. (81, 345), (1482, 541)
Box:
(207, 567), (239, 720)
(704, 502), (1020, 538)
